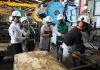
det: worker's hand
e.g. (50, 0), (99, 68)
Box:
(28, 26), (32, 31)
(25, 36), (30, 40)
(49, 31), (52, 34)
(61, 34), (64, 38)
(25, 33), (29, 37)
(48, 34), (52, 37)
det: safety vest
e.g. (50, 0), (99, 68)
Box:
(57, 22), (68, 42)
(23, 26), (35, 39)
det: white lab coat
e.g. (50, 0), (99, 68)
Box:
(8, 21), (23, 44)
(39, 24), (51, 50)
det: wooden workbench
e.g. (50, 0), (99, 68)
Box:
(14, 51), (67, 70)
(70, 52), (97, 70)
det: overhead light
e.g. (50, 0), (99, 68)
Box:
(26, 1), (33, 3)
(15, 0), (22, 3)
(35, 0), (42, 3)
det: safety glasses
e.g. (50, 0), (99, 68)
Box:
(15, 16), (21, 18)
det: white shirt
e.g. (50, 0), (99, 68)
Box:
(8, 21), (23, 44)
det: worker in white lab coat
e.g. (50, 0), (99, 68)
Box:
(39, 16), (53, 52)
(8, 10), (28, 55)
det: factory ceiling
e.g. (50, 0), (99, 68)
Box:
(0, 0), (74, 14)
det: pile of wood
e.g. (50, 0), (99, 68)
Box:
(14, 51), (67, 70)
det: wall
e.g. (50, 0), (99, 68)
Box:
(0, 14), (9, 23)
(88, 0), (100, 28)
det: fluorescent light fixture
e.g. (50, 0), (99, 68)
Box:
(35, 0), (42, 3)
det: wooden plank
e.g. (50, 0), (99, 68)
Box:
(14, 51), (67, 70)
(71, 52), (97, 70)
(70, 63), (95, 70)
(0, 43), (8, 51)
(72, 53), (91, 64)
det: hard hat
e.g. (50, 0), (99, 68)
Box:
(21, 17), (28, 23)
(45, 16), (52, 23)
(78, 15), (90, 23)
(57, 14), (64, 20)
(77, 21), (84, 29)
(12, 10), (21, 17)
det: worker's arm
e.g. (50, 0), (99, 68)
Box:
(21, 29), (29, 37)
(51, 25), (61, 36)
(10, 26), (27, 41)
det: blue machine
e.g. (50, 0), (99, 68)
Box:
(47, 2), (64, 24)
(65, 5), (77, 26)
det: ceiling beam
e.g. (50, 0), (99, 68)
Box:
(0, 1), (37, 8)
